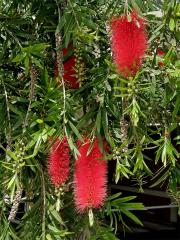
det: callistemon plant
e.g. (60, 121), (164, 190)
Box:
(54, 45), (79, 89)
(48, 137), (70, 187)
(110, 10), (148, 77)
(73, 138), (107, 213)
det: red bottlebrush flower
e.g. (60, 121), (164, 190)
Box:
(54, 45), (79, 89)
(157, 49), (165, 67)
(48, 137), (70, 187)
(74, 138), (107, 213)
(110, 11), (148, 77)
(158, 61), (165, 67)
(157, 48), (165, 56)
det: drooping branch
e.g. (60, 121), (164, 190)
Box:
(8, 62), (38, 222)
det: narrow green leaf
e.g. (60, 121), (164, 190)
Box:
(7, 174), (17, 189)
(121, 209), (143, 226)
(69, 121), (84, 142)
(112, 196), (137, 205)
(107, 192), (122, 201)
(77, 107), (96, 129)
(12, 53), (26, 63)
(150, 171), (169, 188)
(96, 107), (101, 133)
(31, 43), (49, 54)
(149, 23), (164, 42)
(102, 108), (111, 144)
(46, 234), (52, 240)
(6, 150), (19, 161)
(169, 18), (175, 31)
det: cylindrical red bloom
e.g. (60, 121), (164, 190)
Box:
(74, 138), (107, 213)
(48, 137), (70, 187)
(110, 11), (148, 77)
(54, 45), (79, 89)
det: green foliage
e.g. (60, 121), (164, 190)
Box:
(104, 193), (144, 233)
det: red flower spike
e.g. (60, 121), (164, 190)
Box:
(157, 48), (165, 67)
(48, 137), (70, 187)
(158, 61), (165, 67)
(74, 138), (107, 213)
(157, 48), (165, 56)
(54, 45), (79, 89)
(110, 11), (148, 77)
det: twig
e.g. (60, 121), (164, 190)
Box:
(2, 81), (12, 203)
(55, 2), (66, 128)
(40, 168), (46, 240)
(124, 0), (129, 15)
(23, 63), (37, 132)
(2, 81), (12, 151)
(8, 188), (23, 222)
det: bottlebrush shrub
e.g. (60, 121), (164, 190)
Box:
(54, 45), (79, 89)
(110, 11), (148, 78)
(74, 138), (108, 213)
(48, 137), (70, 187)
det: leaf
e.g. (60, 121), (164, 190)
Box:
(149, 23), (164, 42)
(121, 209), (143, 226)
(155, 144), (162, 164)
(77, 107), (96, 129)
(10, 180), (16, 203)
(33, 134), (42, 156)
(162, 140), (168, 166)
(46, 234), (52, 240)
(9, 103), (23, 116)
(96, 107), (101, 133)
(36, 119), (44, 124)
(112, 196), (137, 205)
(57, 14), (66, 32)
(107, 192), (122, 201)
(69, 121), (84, 142)
(7, 150), (19, 161)
(48, 206), (64, 225)
(48, 225), (60, 234)
(172, 95), (180, 120)
(130, 0), (142, 14)
(169, 18), (175, 31)
(48, 225), (72, 236)
(32, 58), (43, 69)
(108, 74), (118, 80)
(66, 135), (79, 157)
(12, 53), (26, 63)
(102, 108), (112, 145)
(30, 43), (49, 54)
(0, 143), (19, 161)
(150, 170), (169, 188)
(7, 174), (17, 189)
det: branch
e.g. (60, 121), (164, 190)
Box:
(8, 188), (23, 222)
(40, 167), (46, 240)
(23, 63), (37, 132)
